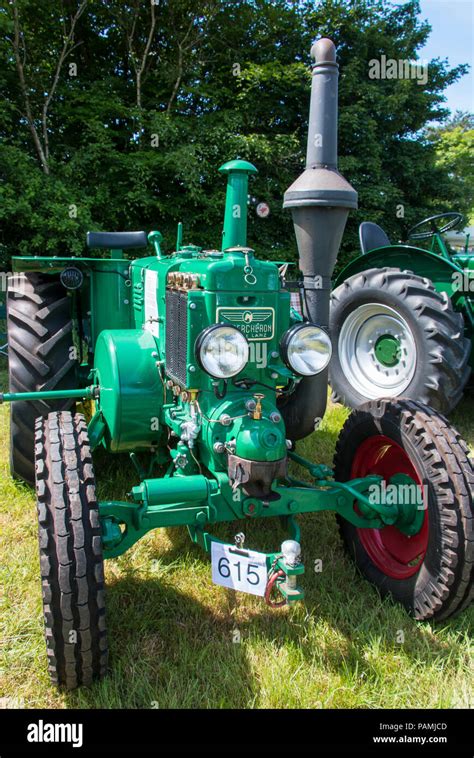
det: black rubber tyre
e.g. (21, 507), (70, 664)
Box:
(334, 398), (474, 621)
(7, 273), (76, 484)
(36, 411), (108, 689)
(330, 268), (471, 414)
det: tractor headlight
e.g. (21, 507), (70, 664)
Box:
(195, 324), (249, 379)
(280, 324), (332, 376)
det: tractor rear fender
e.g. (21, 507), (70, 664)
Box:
(334, 244), (464, 298)
(334, 245), (474, 336)
(11, 256), (134, 352)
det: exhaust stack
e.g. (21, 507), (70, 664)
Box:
(279, 38), (357, 440)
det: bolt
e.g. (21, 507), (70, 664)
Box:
(245, 399), (256, 411)
(124, 299), (129, 305)
(271, 351), (279, 359)
(189, 302), (196, 310)
(286, 439), (293, 449)
(213, 441), (225, 454)
(220, 414), (232, 426)
(189, 366), (196, 373)
(270, 411), (281, 423)
(270, 372), (278, 379)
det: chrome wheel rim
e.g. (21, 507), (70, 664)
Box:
(338, 304), (417, 398)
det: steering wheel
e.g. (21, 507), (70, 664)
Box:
(407, 212), (464, 241)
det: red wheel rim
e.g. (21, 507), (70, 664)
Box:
(351, 435), (428, 579)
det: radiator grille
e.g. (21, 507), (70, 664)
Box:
(165, 289), (188, 385)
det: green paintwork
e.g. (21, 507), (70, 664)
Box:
(219, 160), (258, 250)
(12, 256), (133, 344)
(233, 417), (286, 461)
(100, 462), (423, 560)
(148, 230), (163, 258)
(129, 249), (288, 394)
(12, 255), (134, 373)
(334, 232), (474, 369)
(88, 260), (133, 345)
(176, 222), (183, 251)
(1, 387), (95, 403)
(92, 329), (163, 453)
(198, 394), (287, 464)
(374, 334), (401, 367)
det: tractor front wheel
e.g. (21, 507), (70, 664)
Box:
(329, 267), (471, 414)
(35, 411), (108, 688)
(334, 398), (473, 621)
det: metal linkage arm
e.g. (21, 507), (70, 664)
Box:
(0, 386), (98, 403)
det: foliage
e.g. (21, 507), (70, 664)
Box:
(0, 0), (471, 268)
(426, 112), (474, 224)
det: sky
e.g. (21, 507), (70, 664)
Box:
(394, 0), (473, 114)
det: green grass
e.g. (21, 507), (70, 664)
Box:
(0, 356), (473, 709)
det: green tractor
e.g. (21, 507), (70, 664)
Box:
(4, 39), (473, 690)
(330, 213), (473, 413)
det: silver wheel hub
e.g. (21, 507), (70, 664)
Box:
(338, 304), (417, 398)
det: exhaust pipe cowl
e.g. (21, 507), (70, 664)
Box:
(279, 38), (357, 440)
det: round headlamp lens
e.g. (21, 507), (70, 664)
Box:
(281, 324), (332, 376)
(196, 325), (249, 379)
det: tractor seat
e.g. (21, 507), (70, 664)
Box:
(86, 231), (148, 250)
(359, 222), (390, 254)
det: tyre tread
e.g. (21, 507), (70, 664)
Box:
(36, 411), (107, 689)
(334, 398), (473, 621)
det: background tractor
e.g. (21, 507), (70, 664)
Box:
(3, 39), (473, 690)
(330, 212), (473, 413)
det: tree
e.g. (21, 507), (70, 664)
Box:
(0, 0), (470, 266)
(426, 112), (474, 223)
(6, 0), (87, 174)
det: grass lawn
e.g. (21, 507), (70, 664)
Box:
(0, 354), (472, 709)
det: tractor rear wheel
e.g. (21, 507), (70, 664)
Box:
(329, 267), (471, 414)
(334, 398), (474, 621)
(35, 411), (108, 689)
(7, 272), (76, 484)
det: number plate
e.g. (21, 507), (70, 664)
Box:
(211, 542), (268, 597)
